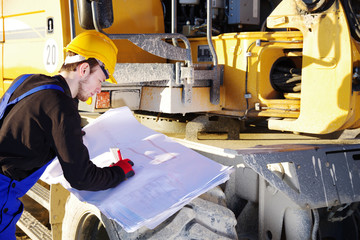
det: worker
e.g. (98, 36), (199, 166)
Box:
(0, 31), (135, 239)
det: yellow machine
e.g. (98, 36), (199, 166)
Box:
(4, 0), (360, 239)
(2, 0), (360, 136)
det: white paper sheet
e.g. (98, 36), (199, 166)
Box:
(41, 107), (233, 232)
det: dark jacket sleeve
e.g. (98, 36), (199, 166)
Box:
(48, 96), (125, 191)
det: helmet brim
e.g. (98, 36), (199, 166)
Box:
(108, 74), (117, 84)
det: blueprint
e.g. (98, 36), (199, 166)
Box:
(41, 107), (233, 232)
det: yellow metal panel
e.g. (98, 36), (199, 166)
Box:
(187, 31), (303, 118)
(1, 0), (166, 97)
(3, 0), (65, 88)
(73, 0), (166, 64)
(267, 0), (353, 134)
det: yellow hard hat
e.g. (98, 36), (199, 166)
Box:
(64, 31), (118, 84)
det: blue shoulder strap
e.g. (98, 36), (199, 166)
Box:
(0, 74), (65, 120)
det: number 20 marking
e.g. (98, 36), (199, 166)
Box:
(46, 44), (56, 66)
(43, 38), (58, 73)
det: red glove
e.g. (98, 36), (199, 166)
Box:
(110, 159), (135, 179)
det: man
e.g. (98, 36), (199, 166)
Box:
(0, 31), (134, 239)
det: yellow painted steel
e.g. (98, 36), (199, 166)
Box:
(2, 0), (66, 92)
(186, 0), (360, 134)
(73, 0), (165, 64)
(1, 0), (360, 135)
(266, 0), (357, 134)
(0, 0), (165, 96)
(187, 31), (303, 118)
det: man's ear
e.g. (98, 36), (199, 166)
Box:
(77, 62), (90, 78)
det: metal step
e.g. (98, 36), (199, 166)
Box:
(26, 182), (50, 210)
(17, 209), (52, 240)
(16, 182), (51, 239)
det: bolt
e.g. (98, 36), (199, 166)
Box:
(297, 165), (301, 169)
(325, 162), (330, 167)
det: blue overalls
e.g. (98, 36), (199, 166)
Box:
(0, 74), (64, 239)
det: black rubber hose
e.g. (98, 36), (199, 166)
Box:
(341, 0), (360, 42)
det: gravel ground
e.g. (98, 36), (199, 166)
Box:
(16, 228), (31, 240)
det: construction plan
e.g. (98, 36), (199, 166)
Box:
(41, 107), (233, 232)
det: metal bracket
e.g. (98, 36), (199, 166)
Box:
(238, 144), (360, 209)
(258, 177), (313, 240)
(211, 65), (222, 105)
(112, 63), (222, 106)
(181, 65), (222, 105)
(108, 33), (193, 64)
(89, 1), (192, 63)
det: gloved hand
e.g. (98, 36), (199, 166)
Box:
(110, 159), (135, 179)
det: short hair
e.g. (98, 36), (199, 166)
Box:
(59, 51), (99, 73)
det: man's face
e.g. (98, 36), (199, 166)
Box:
(76, 65), (106, 101)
